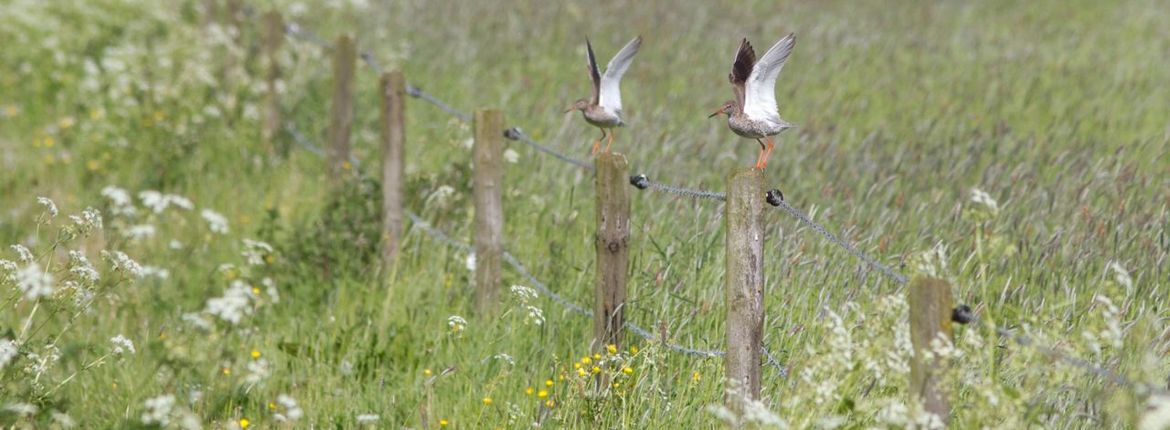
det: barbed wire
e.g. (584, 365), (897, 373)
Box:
(950, 307), (1165, 396)
(504, 128), (594, 171)
(764, 190), (909, 285)
(629, 174), (727, 201)
(284, 121), (362, 169)
(404, 208), (786, 375)
(276, 15), (1148, 394)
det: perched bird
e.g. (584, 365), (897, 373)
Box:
(709, 34), (796, 170)
(566, 36), (643, 154)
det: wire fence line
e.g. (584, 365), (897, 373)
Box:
(277, 15), (1155, 397)
(406, 208), (788, 376)
(504, 128), (594, 171)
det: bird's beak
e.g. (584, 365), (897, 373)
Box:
(563, 105), (576, 114)
(707, 107), (723, 118)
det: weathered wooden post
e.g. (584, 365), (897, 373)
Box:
(725, 168), (765, 405)
(594, 153), (630, 351)
(379, 71), (406, 269)
(328, 34), (356, 182)
(261, 11), (284, 149)
(908, 276), (954, 424)
(473, 109), (504, 311)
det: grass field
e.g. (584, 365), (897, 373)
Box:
(2, 0), (1169, 428)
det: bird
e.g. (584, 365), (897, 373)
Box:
(565, 36), (643, 154)
(709, 34), (796, 170)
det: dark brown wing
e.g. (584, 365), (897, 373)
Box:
(586, 38), (601, 105)
(728, 38), (755, 108)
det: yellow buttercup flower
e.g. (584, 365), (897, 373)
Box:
(251, 349), (261, 359)
(606, 344), (617, 354)
(545, 379), (553, 387)
(525, 387), (534, 396)
(482, 397), (492, 405)
(622, 367), (633, 375)
(591, 366), (601, 375)
(439, 419), (448, 427)
(537, 390), (548, 399)
(239, 418), (250, 428)
(423, 368), (432, 376)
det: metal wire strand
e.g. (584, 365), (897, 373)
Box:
(504, 127), (594, 171)
(629, 174), (727, 201)
(765, 190), (909, 286)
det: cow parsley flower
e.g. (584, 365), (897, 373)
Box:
(0, 339), (18, 370)
(139, 191), (193, 213)
(447, 315), (468, 333)
(125, 224), (156, 241)
(37, 196), (58, 218)
(110, 335), (136, 354)
(102, 250), (144, 278)
(201, 209), (229, 234)
(244, 358), (270, 385)
(970, 188), (1000, 214)
(69, 207), (103, 233)
(11, 244), (33, 264)
(101, 186), (136, 217)
(17, 262), (54, 300)
(206, 280), (253, 324)
(242, 239), (274, 265)
(273, 394), (303, 422)
(141, 394), (176, 426)
(68, 251), (100, 284)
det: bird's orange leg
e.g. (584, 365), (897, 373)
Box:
(754, 139), (766, 170)
(592, 129), (606, 155)
(604, 129), (615, 154)
(760, 137), (776, 170)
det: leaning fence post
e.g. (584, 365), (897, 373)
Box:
(594, 153), (630, 352)
(725, 168), (766, 406)
(473, 109), (505, 312)
(328, 34), (356, 182)
(908, 276), (954, 424)
(261, 11), (284, 150)
(379, 71), (406, 269)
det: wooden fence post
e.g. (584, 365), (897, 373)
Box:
(908, 276), (954, 424)
(380, 71), (406, 269)
(473, 109), (504, 312)
(594, 153), (630, 351)
(261, 11), (284, 150)
(328, 34), (356, 182)
(725, 168), (766, 406)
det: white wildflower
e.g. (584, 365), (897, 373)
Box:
(244, 358), (270, 385)
(11, 244), (33, 263)
(125, 224), (156, 241)
(524, 305), (545, 326)
(17, 262), (54, 300)
(206, 280), (253, 324)
(37, 196), (58, 218)
(110, 334), (136, 354)
(182, 312), (213, 330)
(168, 240), (184, 250)
(141, 394), (176, 426)
(262, 277), (280, 303)
(1140, 394), (1170, 430)
(4, 403), (37, 417)
(102, 250), (144, 278)
(426, 185), (456, 207)
(0, 339), (18, 370)
(242, 239), (274, 265)
(201, 209), (229, 234)
(510, 285), (538, 303)
(68, 251), (100, 284)
(0, 259), (16, 282)
(274, 394), (303, 422)
(356, 414), (380, 424)
(494, 353), (515, 365)
(102, 186), (136, 216)
(141, 266), (170, 280)
(69, 207), (103, 232)
(447, 315), (468, 333)
(464, 253), (476, 272)
(51, 411), (76, 428)
(503, 148), (519, 163)
(139, 191), (194, 213)
(970, 188), (1000, 214)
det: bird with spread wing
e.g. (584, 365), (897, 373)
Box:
(709, 33), (796, 170)
(566, 36), (643, 154)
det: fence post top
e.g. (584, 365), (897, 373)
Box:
(595, 152), (629, 166)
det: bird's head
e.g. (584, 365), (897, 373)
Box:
(708, 100), (738, 118)
(564, 99), (590, 113)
